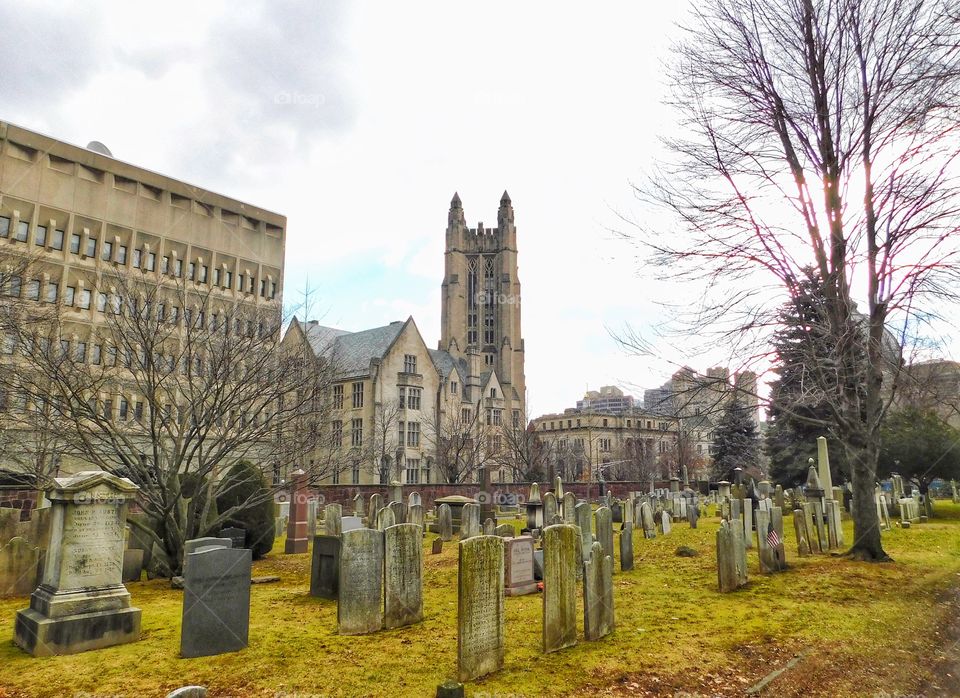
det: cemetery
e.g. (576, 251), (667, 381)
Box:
(1, 472), (959, 697)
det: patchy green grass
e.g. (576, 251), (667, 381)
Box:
(1, 504), (959, 697)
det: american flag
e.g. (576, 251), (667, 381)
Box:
(766, 522), (782, 548)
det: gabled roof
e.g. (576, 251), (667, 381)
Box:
(429, 348), (464, 380)
(291, 319), (408, 379)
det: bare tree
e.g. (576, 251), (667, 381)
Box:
(622, 0), (960, 560)
(496, 409), (548, 482)
(427, 401), (496, 484)
(0, 260), (337, 573)
(366, 398), (403, 483)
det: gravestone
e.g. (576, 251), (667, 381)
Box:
(619, 521), (634, 572)
(183, 537), (232, 574)
(793, 509), (811, 556)
(640, 502), (657, 539)
(595, 506), (614, 567)
(284, 469), (309, 554)
(817, 436), (834, 495)
(341, 515), (363, 532)
(389, 500), (406, 525)
(377, 506), (396, 531)
(742, 501), (753, 549)
(495, 523), (515, 538)
(369, 494), (384, 525)
(309, 535), (341, 599)
(622, 498), (634, 529)
(756, 508), (786, 573)
(574, 502), (594, 561)
(460, 503), (480, 540)
(688, 503), (700, 529)
(408, 492), (422, 508)
(483, 518), (496, 535)
(542, 524), (578, 653)
(219, 526), (246, 550)
(526, 484), (544, 530)
(533, 549), (544, 580)
(324, 503), (343, 537)
(353, 493), (365, 518)
(438, 503), (453, 542)
(611, 500), (623, 524)
(554, 476), (564, 502)
(180, 546), (251, 657)
(14, 472), (141, 656)
(407, 504), (425, 530)
(122, 548), (144, 584)
(542, 492), (558, 524)
(583, 541), (614, 641)
(801, 502), (822, 553)
(384, 523), (423, 629)
(661, 511), (672, 535)
(716, 520), (748, 592)
(458, 536), (505, 682)
(562, 493), (577, 524)
(432, 538), (443, 555)
(338, 528), (384, 635)
(0, 537), (40, 596)
(505, 535), (538, 596)
(307, 500), (318, 537)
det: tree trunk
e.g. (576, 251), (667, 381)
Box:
(846, 439), (891, 561)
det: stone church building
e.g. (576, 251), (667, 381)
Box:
(283, 192), (526, 485)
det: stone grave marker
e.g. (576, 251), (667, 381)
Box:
(595, 506), (614, 565)
(408, 492), (422, 508)
(377, 506), (396, 531)
(324, 503), (343, 537)
(183, 537), (232, 575)
(742, 502), (753, 549)
(342, 516), (363, 532)
(369, 494), (384, 525)
(389, 500), (406, 525)
(180, 546), (251, 658)
(688, 503), (700, 529)
(583, 541), (614, 641)
(554, 476), (564, 501)
(793, 509), (811, 556)
(542, 492), (558, 524)
(307, 500), (318, 538)
(438, 504), (453, 542)
(542, 524), (578, 653)
(458, 535), (505, 682)
(432, 538), (443, 555)
(619, 522), (634, 572)
(284, 469), (309, 554)
(661, 510), (672, 535)
(220, 527), (246, 550)
(0, 537), (40, 596)
(310, 535), (341, 599)
(562, 493), (577, 524)
(640, 502), (656, 539)
(353, 493), (365, 518)
(495, 523), (515, 538)
(15, 472), (142, 656)
(526, 484), (544, 531)
(483, 518), (496, 535)
(756, 508), (785, 573)
(338, 528), (384, 635)
(460, 503), (480, 540)
(504, 536), (537, 596)
(716, 520), (748, 592)
(407, 504), (425, 530)
(574, 502), (594, 562)
(384, 523), (423, 629)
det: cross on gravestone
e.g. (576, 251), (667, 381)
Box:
(457, 536), (505, 682)
(384, 524), (423, 630)
(542, 524), (578, 653)
(338, 528), (384, 635)
(583, 541), (614, 641)
(310, 535), (341, 600)
(180, 546), (252, 658)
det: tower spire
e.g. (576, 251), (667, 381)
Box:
(498, 189), (514, 227)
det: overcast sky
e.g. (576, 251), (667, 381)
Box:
(1, 0), (716, 416)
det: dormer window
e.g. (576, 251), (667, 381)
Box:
(490, 388), (497, 399)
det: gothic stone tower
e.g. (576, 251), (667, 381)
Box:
(440, 191), (526, 419)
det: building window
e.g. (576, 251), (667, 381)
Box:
(450, 381), (458, 394)
(102, 240), (113, 261)
(225, 270), (233, 289)
(603, 418), (608, 427)
(399, 386), (406, 408)
(35, 225), (47, 246)
(96, 292), (108, 312)
(188, 262), (196, 280)
(351, 462), (360, 484)
(51, 228), (64, 251)
(399, 420), (405, 445)
(332, 384), (343, 409)
(102, 399), (112, 420)
(461, 407), (471, 423)
(24, 279), (40, 300)
(200, 265), (208, 283)
(174, 259), (182, 277)
(514, 410), (521, 427)
(161, 256), (170, 274)
(14, 220), (29, 242)
(491, 409), (502, 426)
(85, 237), (97, 257)
(351, 418), (363, 446)
(132, 249), (142, 268)
(6, 276), (20, 297)
(405, 458), (420, 484)
(490, 388), (497, 399)
(270, 282), (277, 298)
(332, 468), (340, 485)
(403, 354), (417, 374)
(63, 286), (75, 306)
(117, 245), (127, 264)
(90, 345), (102, 365)
(407, 387), (421, 410)
(119, 398), (128, 420)
(146, 252), (156, 271)
(407, 421), (420, 447)
(78, 289), (91, 310)
(69, 233), (81, 254)
(352, 382), (364, 409)
(600, 438), (611, 452)
(0, 216), (8, 237)
(44, 281), (58, 303)
(331, 420), (343, 447)
(134, 401), (144, 421)
(213, 268), (220, 286)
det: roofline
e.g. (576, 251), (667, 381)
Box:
(0, 120), (286, 225)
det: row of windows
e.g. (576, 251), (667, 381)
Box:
(543, 417), (667, 431)
(0, 216), (278, 299)
(399, 386), (421, 410)
(398, 421), (420, 447)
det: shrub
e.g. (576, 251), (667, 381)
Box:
(216, 460), (275, 559)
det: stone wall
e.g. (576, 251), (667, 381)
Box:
(0, 488), (39, 521)
(303, 480), (707, 509)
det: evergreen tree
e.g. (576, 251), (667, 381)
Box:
(712, 398), (760, 481)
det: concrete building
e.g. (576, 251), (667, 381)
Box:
(0, 122), (285, 476)
(284, 192), (526, 484)
(576, 385), (636, 413)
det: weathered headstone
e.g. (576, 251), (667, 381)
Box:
(432, 538), (443, 555)
(756, 508), (785, 574)
(543, 492), (558, 524)
(180, 546), (251, 657)
(688, 503), (700, 529)
(619, 521), (634, 572)
(562, 492), (577, 524)
(310, 535), (341, 599)
(338, 528), (384, 635)
(389, 500), (406, 525)
(219, 526), (246, 550)
(438, 503), (453, 542)
(793, 509), (811, 556)
(574, 502), (594, 561)
(369, 493), (384, 525)
(595, 506), (614, 568)
(526, 484), (544, 531)
(377, 506), (396, 531)
(742, 501), (753, 549)
(716, 519), (748, 592)
(583, 541), (614, 641)
(384, 523), (423, 629)
(483, 518), (496, 535)
(14, 472), (141, 656)
(0, 537), (40, 596)
(495, 523), (515, 538)
(341, 515), (363, 532)
(817, 436), (834, 495)
(542, 524), (578, 653)
(122, 548), (144, 584)
(408, 491), (422, 508)
(407, 504), (425, 530)
(353, 493), (365, 518)
(554, 476), (564, 502)
(504, 536), (538, 596)
(457, 536), (505, 682)
(640, 502), (656, 539)
(183, 537), (232, 574)
(284, 469), (309, 554)
(460, 503), (480, 540)
(661, 510), (672, 535)
(324, 503), (343, 537)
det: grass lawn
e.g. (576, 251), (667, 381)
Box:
(1, 503), (959, 697)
